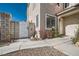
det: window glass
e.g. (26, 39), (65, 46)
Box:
(46, 14), (55, 28)
(64, 3), (69, 8)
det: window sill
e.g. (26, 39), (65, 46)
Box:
(45, 27), (55, 30)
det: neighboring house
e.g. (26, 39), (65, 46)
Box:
(0, 12), (11, 41)
(27, 3), (63, 39)
(19, 21), (28, 38)
(57, 3), (79, 37)
(10, 21), (19, 39)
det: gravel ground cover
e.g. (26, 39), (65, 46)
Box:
(2, 46), (67, 56)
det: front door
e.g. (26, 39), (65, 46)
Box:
(28, 23), (35, 37)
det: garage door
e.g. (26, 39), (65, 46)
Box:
(65, 24), (79, 37)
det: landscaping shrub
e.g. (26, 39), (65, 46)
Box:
(51, 27), (55, 37)
(57, 34), (65, 37)
(72, 26), (79, 44)
(51, 27), (60, 38)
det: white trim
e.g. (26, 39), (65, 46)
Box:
(57, 7), (75, 16)
(45, 13), (56, 30)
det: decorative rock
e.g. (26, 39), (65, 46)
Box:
(30, 36), (35, 40)
(30, 33), (41, 41)
(75, 42), (79, 47)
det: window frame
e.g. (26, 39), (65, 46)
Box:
(45, 13), (56, 30)
(64, 3), (69, 9)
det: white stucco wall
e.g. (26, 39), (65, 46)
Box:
(27, 3), (40, 38)
(19, 21), (28, 38)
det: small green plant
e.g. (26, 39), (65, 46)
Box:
(51, 27), (55, 37)
(72, 26), (79, 44)
(57, 34), (65, 37)
(51, 27), (60, 38)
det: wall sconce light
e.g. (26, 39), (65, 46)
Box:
(57, 3), (60, 6)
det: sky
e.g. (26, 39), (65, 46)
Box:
(0, 3), (27, 22)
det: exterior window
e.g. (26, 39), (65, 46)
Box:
(36, 15), (39, 27)
(46, 14), (55, 29)
(64, 3), (69, 8)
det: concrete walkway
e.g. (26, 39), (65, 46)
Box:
(0, 37), (79, 56)
(54, 40), (79, 56)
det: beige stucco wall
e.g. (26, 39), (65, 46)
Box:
(58, 18), (64, 34)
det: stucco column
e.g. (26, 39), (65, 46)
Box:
(58, 17), (64, 34)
